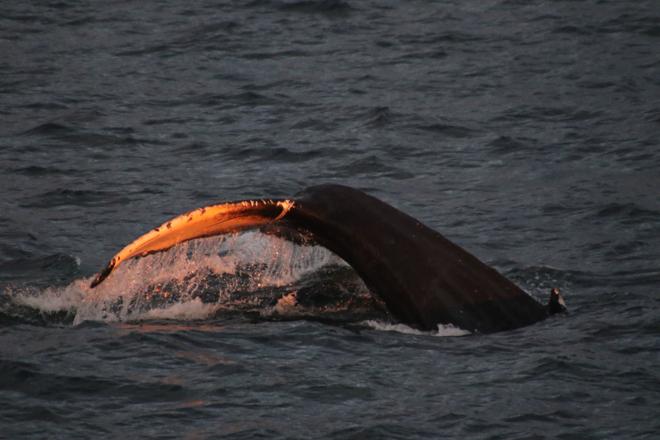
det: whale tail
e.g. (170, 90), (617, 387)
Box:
(547, 288), (567, 315)
(89, 185), (563, 333)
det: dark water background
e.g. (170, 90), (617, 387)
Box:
(1, 0), (659, 438)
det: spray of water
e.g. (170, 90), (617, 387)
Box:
(4, 232), (346, 324)
(2, 231), (471, 336)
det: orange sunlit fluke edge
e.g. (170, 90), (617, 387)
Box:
(89, 199), (294, 288)
(89, 184), (565, 333)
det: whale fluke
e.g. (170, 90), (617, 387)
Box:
(90, 184), (564, 333)
(89, 199), (293, 287)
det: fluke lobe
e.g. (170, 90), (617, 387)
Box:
(90, 184), (566, 333)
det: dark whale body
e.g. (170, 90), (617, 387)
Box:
(91, 184), (565, 333)
(284, 185), (555, 332)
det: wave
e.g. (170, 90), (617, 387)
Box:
(362, 320), (470, 337)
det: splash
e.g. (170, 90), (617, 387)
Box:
(75, 231), (348, 324)
(1, 285), (77, 325)
(2, 231), (371, 325)
(9, 281), (85, 315)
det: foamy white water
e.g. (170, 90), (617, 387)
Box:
(142, 297), (219, 320)
(363, 320), (471, 337)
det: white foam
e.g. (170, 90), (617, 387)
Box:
(363, 320), (471, 337)
(142, 298), (218, 320)
(8, 279), (86, 314)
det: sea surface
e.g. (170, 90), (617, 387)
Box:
(1, 1), (659, 438)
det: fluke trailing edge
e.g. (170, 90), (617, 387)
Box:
(90, 184), (566, 333)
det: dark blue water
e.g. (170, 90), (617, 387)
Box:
(1, 1), (659, 438)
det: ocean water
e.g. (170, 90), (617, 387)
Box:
(1, 0), (659, 438)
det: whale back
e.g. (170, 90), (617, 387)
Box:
(285, 184), (548, 333)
